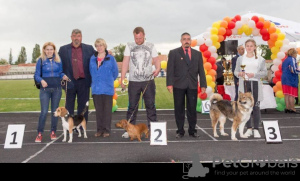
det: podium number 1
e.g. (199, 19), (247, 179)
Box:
(10, 132), (18, 144)
(4, 124), (26, 149)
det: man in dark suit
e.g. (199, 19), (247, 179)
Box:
(58, 29), (95, 122)
(167, 32), (207, 138)
(231, 45), (244, 101)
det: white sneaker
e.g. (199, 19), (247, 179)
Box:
(122, 132), (129, 138)
(254, 129), (261, 138)
(244, 129), (253, 137)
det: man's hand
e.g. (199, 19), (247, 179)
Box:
(167, 86), (173, 94)
(201, 87), (206, 94)
(152, 69), (160, 77)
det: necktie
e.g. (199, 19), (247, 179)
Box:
(185, 48), (190, 65)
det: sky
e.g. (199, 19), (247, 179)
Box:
(1, 0), (300, 63)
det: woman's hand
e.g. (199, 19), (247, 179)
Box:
(63, 75), (70, 81)
(246, 73), (254, 78)
(41, 80), (48, 88)
(238, 72), (245, 77)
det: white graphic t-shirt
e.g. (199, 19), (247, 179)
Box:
(124, 42), (158, 82)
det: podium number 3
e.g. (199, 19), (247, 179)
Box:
(268, 127), (277, 140)
(10, 132), (18, 144)
(154, 129), (162, 142)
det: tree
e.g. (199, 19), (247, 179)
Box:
(258, 45), (271, 60)
(9, 48), (13, 65)
(112, 44), (126, 62)
(0, 58), (8, 65)
(32, 44), (41, 63)
(16, 46), (27, 65)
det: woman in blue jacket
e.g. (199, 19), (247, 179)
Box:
(34, 42), (69, 142)
(281, 48), (300, 113)
(90, 38), (119, 138)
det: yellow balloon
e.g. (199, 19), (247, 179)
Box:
(242, 24), (249, 32)
(270, 22), (276, 27)
(205, 69), (207, 75)
(161, 60), (167, 69)
(275, 40), (283, 48)
(211, 27), (218, 35)
(206, 75), (213, 83)
(114, 80), (120, 88)
(208, 81), (216, 89)
(213, 41), (221, 49)
(277, 33), (286, 40)
(276, 28), (281, 34)
(275, 91), (284, 98)
(210, 34), (219, 43)
(237, 28), (243, 35)
(212, 22), (221, 29)
(271, 46), (280, 54)
(271, 53), (277, 60)
(112, 99), (117, 107)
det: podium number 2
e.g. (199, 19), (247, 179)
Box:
(154, 129), (162, 142)
(268, 127), (277, 140)
(10, 132), (18, 144)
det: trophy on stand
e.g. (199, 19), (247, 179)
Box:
(121, 78), (129, 93)
(223, 60), (233, 85)
(240, 65), (246, 80)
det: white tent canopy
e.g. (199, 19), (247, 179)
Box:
(193, 12), (300, 46)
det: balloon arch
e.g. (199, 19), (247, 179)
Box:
(191, 14), (298, 112)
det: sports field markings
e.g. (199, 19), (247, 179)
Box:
(22, 133), (63, 163)
(196, 124), (218, 141)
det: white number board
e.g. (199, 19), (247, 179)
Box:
(202, 100), (211, 114)
(262, 121), (282, 144)
(150, 122), (167, 145)
(4, 124), (26, 149)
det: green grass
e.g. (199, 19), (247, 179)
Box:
(0, 78), (174, 112)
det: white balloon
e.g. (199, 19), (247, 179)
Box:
(280, 45), (290, 53)
(207, 92), (213, 100)
(277, 52), (285, 59)
(241, 17), (249, 24)
(206, 27), (212, 32)
(252, 29), (260, 36)
(271, 65), (279, 72)
(273, 58), (281, 66)
(205, 39), (213, 47)
(289, 43), (297, 49)
(232, 28), (238, 35)
(212, 53), (218, 59)
(208, 46), (217, 53)
(248, 20), (256, 28)
(235, 21), (243, 29)
(282, 39), (290, 45)
(203, 32), (211, 39)
(197, 37), (205, 46)
(206, 86), (213, 94)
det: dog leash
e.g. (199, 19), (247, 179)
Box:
(127, 74), (154, 123)
(61, 78), (71, 107)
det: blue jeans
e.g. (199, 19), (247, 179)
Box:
(37, 87), (62, 133)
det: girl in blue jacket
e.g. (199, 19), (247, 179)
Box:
(90, 38), (119, 137)
(34, 42), (69, 142)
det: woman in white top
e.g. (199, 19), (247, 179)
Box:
(234, 39), (267, 138)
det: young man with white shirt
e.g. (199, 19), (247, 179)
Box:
(120, 27), (161, 138)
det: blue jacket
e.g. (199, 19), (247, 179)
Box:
(281, 56), (300, 88)
(34, 57), (65, 88)
(58, 43), (95, 89)
(89, 51), (119, 96)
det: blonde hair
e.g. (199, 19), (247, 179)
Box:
(287, 48), (297, 57)
(39, 42), (60, 62)
(245, 39), (258, 59)
(94, 38), (107, 49)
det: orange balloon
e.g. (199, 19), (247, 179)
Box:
(268, 39), (275, 47)
(204, 62), (212, 71)
(223, 16), (231, 23)
(273, 86), (278, 93)
(218, 27), (226, 35)
(268, 27), (276, 34)
(276, 81), (282, 88)
(270, 33), (278, 41)
(263, 21), (271, 29)
(220, 21), (228, 28)
(203, 57), (207, 63)
(113, 93), (118, 100)
(297, 47), (300, 55)
(212, 76), (216, 82)
(208, 69), (217, 77)
(218, 35), (225, 42)
(258, 17), (265, 22)
(191, 39), (197, 47)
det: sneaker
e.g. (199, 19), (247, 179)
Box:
(35, 133), (42, 143)
(50, 131), (57, 140)
(103, 133), (110, 138)
(122, 132), (129, 138)
(253, 129), (261, 138)
(244, 129), (253, 137)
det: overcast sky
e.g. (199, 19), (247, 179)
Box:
(1, 0), (300, 63)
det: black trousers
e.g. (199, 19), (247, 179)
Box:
(93, 94), (113, 133)
(66, 78), (90, 122)
(173, 87), (198, 135)
(244, 81), (260, 130)
(127, 80), (157, 128)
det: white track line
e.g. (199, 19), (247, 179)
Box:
(22, 133), (63, 163)
(196, 124), (218, 141)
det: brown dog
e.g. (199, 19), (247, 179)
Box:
(115, 119), (149, 141)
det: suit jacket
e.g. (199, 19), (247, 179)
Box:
(58, 43), (95, 89)
(166, 47), (207, 89)
(231, 54), (239, 86)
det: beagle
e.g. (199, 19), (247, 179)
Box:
(54, 102), (89, 143)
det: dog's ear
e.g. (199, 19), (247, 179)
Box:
(61, 108), (68, 117)
(121, 120), (128, 129)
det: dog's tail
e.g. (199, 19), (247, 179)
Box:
(210, 93), (223, 104)
(80, 101), (89, 116)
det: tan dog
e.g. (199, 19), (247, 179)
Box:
(115, 119), (149, 141)
(54, 102), (89, 143)
(209, 92), (254, 141)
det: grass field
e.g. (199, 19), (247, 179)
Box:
(0, 78), (174, 112)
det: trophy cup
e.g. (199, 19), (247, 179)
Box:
(223, 61), (232, 85)
(121, 78), (129, 93)
(240, 65), (246, 80)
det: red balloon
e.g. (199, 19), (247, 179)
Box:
(256, 22), (264, 29)
(262, 34), (270, 41)
(273, 77), (279, 84)
(251, 16), (259, 23)
(278, 63), (282, 71)
(235, 15), (241, 21)
(199, 92), (207, 100)
(203, 51), (211, 58)
(282, 55), (287, 62)
(223, 94), (231, 101)
(231, 18), (237, 23)
(275, 71), (282, 79)
(228, 21), (236, 29)
(225, 29), (232, 37)
(260, 29), (268, 36)
(200, 44), (208, 52)
(207, 57), (216, 64)
(212, 63), (217, 70)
